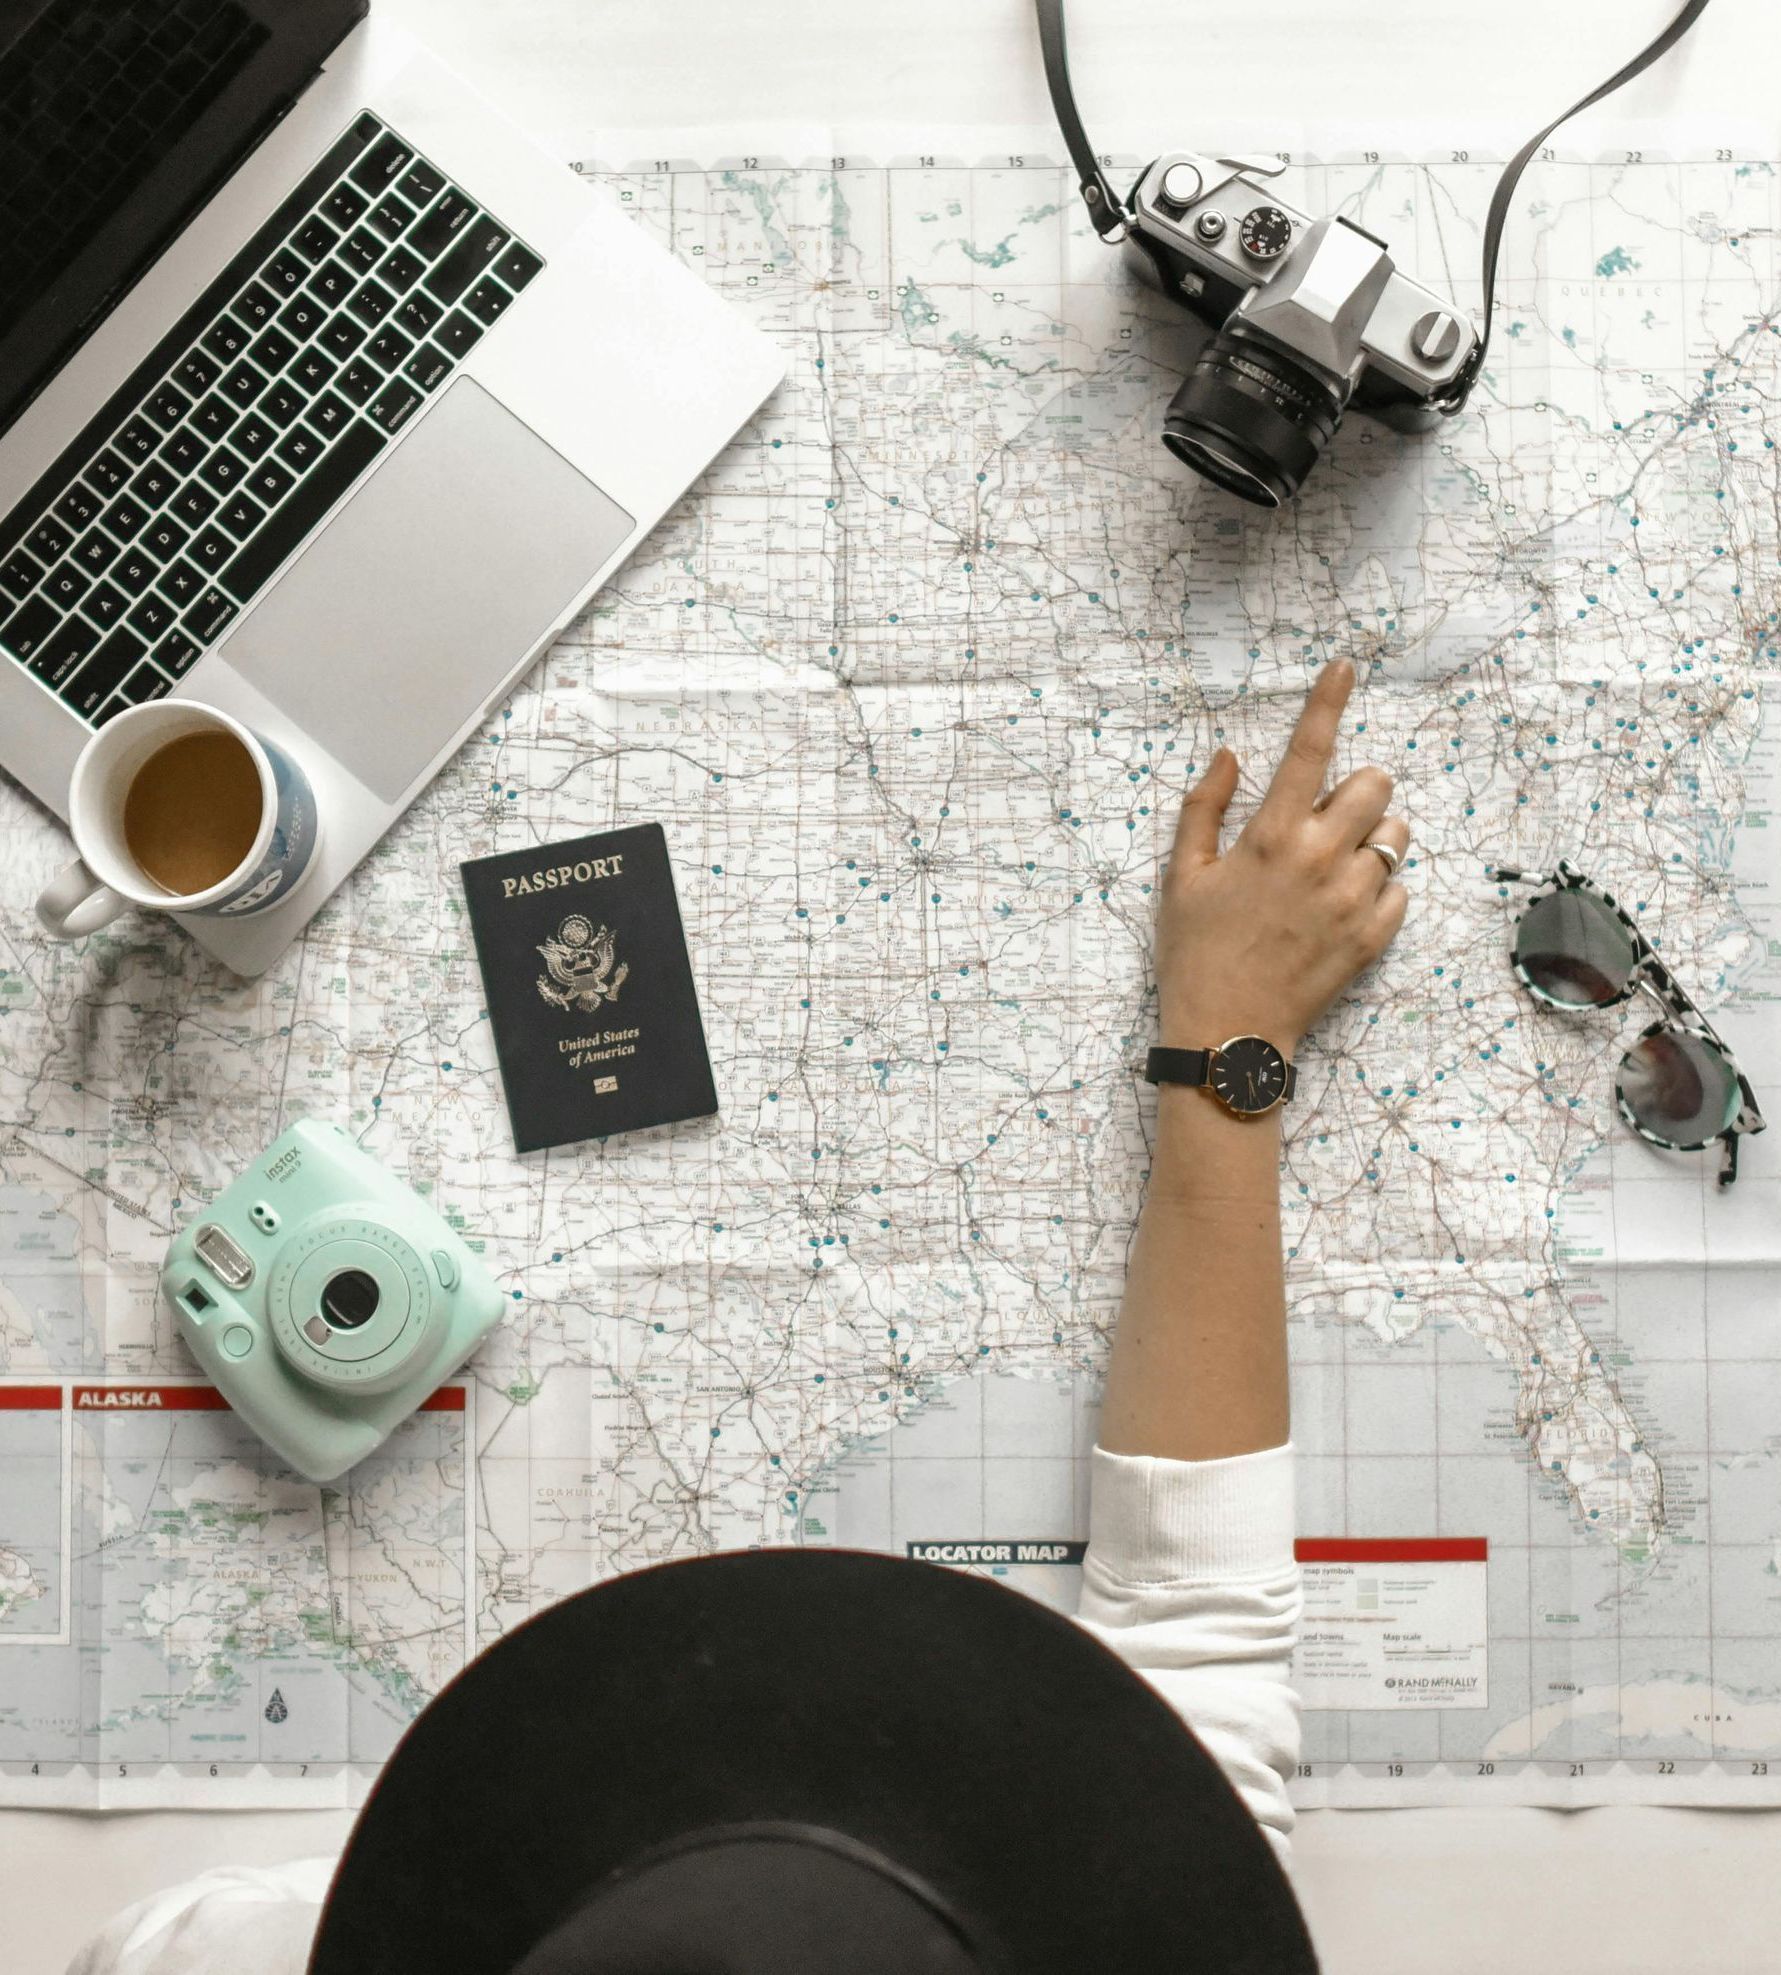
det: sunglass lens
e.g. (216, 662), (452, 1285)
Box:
(1512, 889), (1637, 1006)
(1617, 1028), (1741, 1148)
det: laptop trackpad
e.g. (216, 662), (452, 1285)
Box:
(220, 378), (634, 803)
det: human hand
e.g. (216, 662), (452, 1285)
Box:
(1155, 660), (1409, 1057)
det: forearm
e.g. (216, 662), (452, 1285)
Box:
(1099, 1084), (1289, 1462)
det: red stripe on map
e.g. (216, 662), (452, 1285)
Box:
(0, 1385), (62, 1409)
(1296, 1537), (1488, 1564)
(419, 1387), (466, 1411)
(73, 1385), (231, 1410)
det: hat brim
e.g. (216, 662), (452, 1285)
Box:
(311, 1548), (1314, 1973)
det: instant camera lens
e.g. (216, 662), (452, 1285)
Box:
(1162, 330), (1344, 508)
(1512, 890), (1637, 1007)
(1617, 1029), (1740, 1148)
(320, 1267), (380, 1332)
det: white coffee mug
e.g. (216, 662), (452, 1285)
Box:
(35, 701), (320, 941)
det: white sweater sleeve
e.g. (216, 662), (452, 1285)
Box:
(64, 1858), (331, 1975)
(1073, 1440), (1302, 1863)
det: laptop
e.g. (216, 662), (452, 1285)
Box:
(0, 0), (783, 975)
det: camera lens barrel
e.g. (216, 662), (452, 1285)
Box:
(1161, 330), (1344, 508)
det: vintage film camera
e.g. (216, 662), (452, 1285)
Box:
(1033, 0), (1710, 509)
(163, 1120), (504, 1483)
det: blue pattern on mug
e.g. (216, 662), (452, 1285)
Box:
(214, 732), (317, 917)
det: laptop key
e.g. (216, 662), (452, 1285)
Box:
(336, 359), (380, 407)
(245, 459), (294, 505)
(293, 216), (341, 264)
(130, 461), (178, 506)
(493, 242), (543, 291)
(347, 279), (396, 327)
(307, 390), (352, 439)
(142, 516), (191, 564)
(403, 345), (451, 393)
(236, 281), (279, 329)
(263, 248), (308, 294)
(154, 629), (203, 677)
(203, 315), (250, 364)
(120, 661), (173, 706)
(86, 449), (130, 497)
(321, 181), (368, 230)
(112, 551), (155, 598)
(1, 548), (43, 602)
(289, 348), (338, 395)
(192, 394), (239, 441)
(377, 245), (425, 293)
(368, 194), (417, 243)
(55, 483), (101, 530)
(463, 276), (513, 327)
(230, 414), (278, 462)
(350, 133), (413, 193)
(27, 516), (74, 563)
(409, 188), (475, 260)
(73, 529), (119, 575)
(320, 312), (368, 359)
(62, 628), (146, 717)
(260, 382), (306, 429)
(171, 479), (222, 530)
(248, 326), (297, 374)
(189, 526), (234, 572)
(198, 449), (247, 495)
(397, 158), (445, 207)
(308, 258), (358, 308)
(115, 416), (161, 462)
(278, 293), (328, 341)
(182, 587), (237, 645)
(218, 492), (266, 542)
(426, 218), (509, 305)
(220, 359), (268, 407)
(44, 563), (91, 609)
(221, 417), (385, 604)
(158, 560), (205, 608)
(147, 383), (193, 429)
(32, 615), (101, 689)
(128, 592), (175, 640)
(0, 594), (58, 662)
(396, 291), (443, 338)
(82, 581), (128, 628)
(275, 424), (323, 472)
(367, 325), (414, 372)
(101, 494), (149, 542)
(159, 428), (208, 475)
(340, 229), (383, 276)
(369, 379), (423, 433)
(175, 348), (220, 395)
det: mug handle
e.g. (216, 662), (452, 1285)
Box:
(36, 859), (127, 939)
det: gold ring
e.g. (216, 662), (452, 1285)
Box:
(1363, 839), (1402, 876)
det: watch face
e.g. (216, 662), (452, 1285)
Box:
(1209, 1036), (1289, 1114)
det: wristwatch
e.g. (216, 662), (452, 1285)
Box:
(1144, 1037), (1296, 1116)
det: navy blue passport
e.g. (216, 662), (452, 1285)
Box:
(460, 823), (717, 1152)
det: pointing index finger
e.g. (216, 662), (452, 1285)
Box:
(1259, 659), (1355, 816)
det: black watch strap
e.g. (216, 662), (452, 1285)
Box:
(1144, 1046), (1297, 1101)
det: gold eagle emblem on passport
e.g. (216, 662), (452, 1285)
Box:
(536, 915), (629, 1012)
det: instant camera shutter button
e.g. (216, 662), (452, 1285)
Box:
(1193, 209), (1227, 243)
(1158, 162), (1203, 212)
(222, 1325), (255, 1360)
(1411, 308), (1463, 364)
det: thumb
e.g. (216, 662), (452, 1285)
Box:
(1171, 748), (1239, 868)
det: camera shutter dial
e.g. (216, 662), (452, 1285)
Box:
(1237, 205), (1294, 260)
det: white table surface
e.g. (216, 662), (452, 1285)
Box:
(6, 3), (1779, 1970)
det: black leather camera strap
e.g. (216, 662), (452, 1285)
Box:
(1033, 0), (1713, 398)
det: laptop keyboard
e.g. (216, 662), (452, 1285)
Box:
(0, 110), (543, 727)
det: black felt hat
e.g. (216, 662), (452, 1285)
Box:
(310, 1548), (1316, 1973)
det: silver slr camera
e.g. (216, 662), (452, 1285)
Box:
(1033, 0), (1710, 509)
(1121, 151), (1474, 507)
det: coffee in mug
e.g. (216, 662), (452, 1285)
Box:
(35, 701), (320, 943)
(122, 730), (266, 896)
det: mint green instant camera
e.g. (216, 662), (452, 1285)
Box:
(162, 1120), (503, 1483)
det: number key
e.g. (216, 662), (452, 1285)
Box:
(55, 482), (101, 530)
(175, 348), (220, 395)
(235, 281), (279, 328)
(27, 515), (73, 562)
(0, 547), (44, 602)
(202, 315), (250, 364)
(115, 416), (160, 461)
(262, 248), (308, 293)
(86, 449), (130, 496)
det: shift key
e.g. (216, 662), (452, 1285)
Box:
(424, 216), (509, 304)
